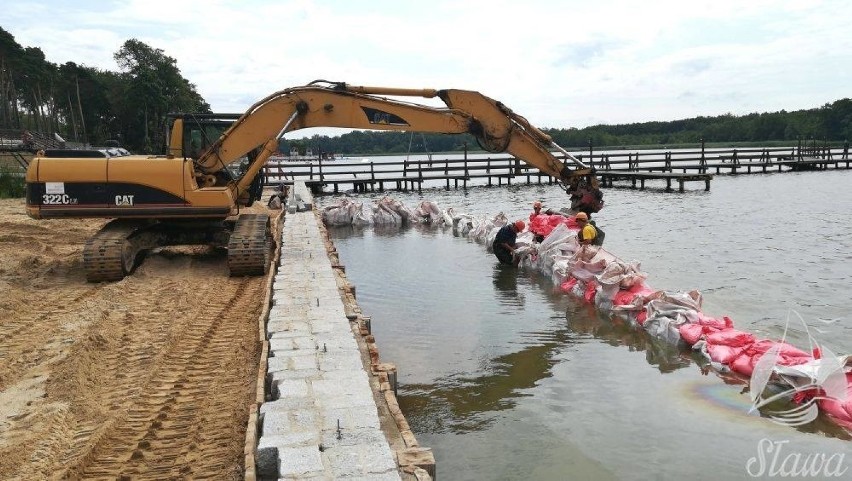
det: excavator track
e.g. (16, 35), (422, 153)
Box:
(82, 220), (148, 282)
(227, 213), (272, 277)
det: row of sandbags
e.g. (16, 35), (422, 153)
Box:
(319, 198), (852, 430)
(321, 197), (447, 226)
(320, 197), (509, 243)
(521, 213), (852, 430)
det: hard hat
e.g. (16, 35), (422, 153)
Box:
(533, 201), (542, 208)
(514, 220), (525, 231)
(575, 212), (588, 221)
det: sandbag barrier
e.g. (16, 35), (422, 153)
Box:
(321, 196), (852, 433)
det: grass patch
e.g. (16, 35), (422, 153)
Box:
(0, 168), (25, 198)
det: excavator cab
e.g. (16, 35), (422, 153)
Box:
(166, 113), (240, 160)
(166, 113), (265, 206)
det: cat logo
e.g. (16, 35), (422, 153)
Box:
(115, 195), (135, 206)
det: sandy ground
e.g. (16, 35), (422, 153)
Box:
(0, 197), (278, 480)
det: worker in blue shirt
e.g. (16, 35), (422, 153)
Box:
(493, 220), (525, 266)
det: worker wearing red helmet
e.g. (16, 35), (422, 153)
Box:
(529, 201), (543, 223)
(492, 220), (525, 266)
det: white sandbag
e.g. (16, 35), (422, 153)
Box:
(642, 290), (703, 345)
(322, 198), (363, 226)
(442, 208), (454, 226)
(452, 213), (477, 238)
(596, 260), (648, 302)
(414, 200), (443, 224)
(376, 197), (413, 224)
(372, 202), (402, 225)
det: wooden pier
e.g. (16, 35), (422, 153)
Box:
(599, 171), (712, 192)
(263, 142), (851, 195)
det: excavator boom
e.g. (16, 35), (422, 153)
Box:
(198, 80), (591, 195)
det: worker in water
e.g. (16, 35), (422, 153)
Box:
(529, 201), (548, 243)
(575, 212), (605, 246)
(493, 220), (525, 266)
(529, 201), (543, 222)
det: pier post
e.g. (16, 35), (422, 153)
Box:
(463, 142), (469, 189)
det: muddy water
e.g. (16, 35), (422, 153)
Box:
(324, 169), (852, 480)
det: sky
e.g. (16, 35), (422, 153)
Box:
(3, 0), (851, 138)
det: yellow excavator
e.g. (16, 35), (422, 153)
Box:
(25, 80), (594, 281)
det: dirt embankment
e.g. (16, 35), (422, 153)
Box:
(0, 198), (275, 480)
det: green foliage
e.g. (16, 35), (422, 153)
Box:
(112, 39), (210, 153)
(0, 168), (25, 198)
(0, 28), (209, 152)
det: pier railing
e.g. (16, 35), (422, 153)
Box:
(263, 143), (851, 194)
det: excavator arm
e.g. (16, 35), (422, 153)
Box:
(196, 80), (592, 199)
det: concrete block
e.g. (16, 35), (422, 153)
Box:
(312, 378), (373, 400)
(321, 427), (387, 448)
(319, 390), (378, 410)
(260, 397), (314, 414)
(321, 369), (369, 382)
(289, 409), (317, 432)
(318, 351), (363, 372)
(275, 379), (310, 399)
(269, 336), (316, 352)
(261, 429), (318, 446)
(278, 445), (324, 477)
(266, 320), (312, 335)
(260, 409), (290, 435)
(269, 369), (320, 389)
(312, 336), (358, 352)
(255, 441), (279, 479)
(320, 406), (381, 431)
(361, 442), (399, 474)
(342, 472), (403, 481)
(324, 442), (398, 477)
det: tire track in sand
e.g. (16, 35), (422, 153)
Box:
(61, 276), (259, 480)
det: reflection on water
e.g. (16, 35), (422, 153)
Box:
(326, 170), (852, 480)
(565, 301), (692, 374)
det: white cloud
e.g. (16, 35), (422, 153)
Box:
(4, 0), (850, 138)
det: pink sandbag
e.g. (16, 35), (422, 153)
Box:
(636, 310), (648, 325)
(612, 282), (655, 307)
(706, 329), (756, 348)
(679, 316), (735, 346)
(529, 214), (571, 237)
(560, 277), (578, 293)
(584, 279), (598, 303)
(818, 373), (852, 429)
(729, 340), (812, 377)
(679, 324), (705, 346)
(707, 343), (746, 365)
(697, 314), (734, 330)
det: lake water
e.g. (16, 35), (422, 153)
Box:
(322, 168), (852, 480)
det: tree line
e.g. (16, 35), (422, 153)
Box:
(2, 26), (850, 155)
(285, 99), (852, 156)
(0, 27), (208, 152)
